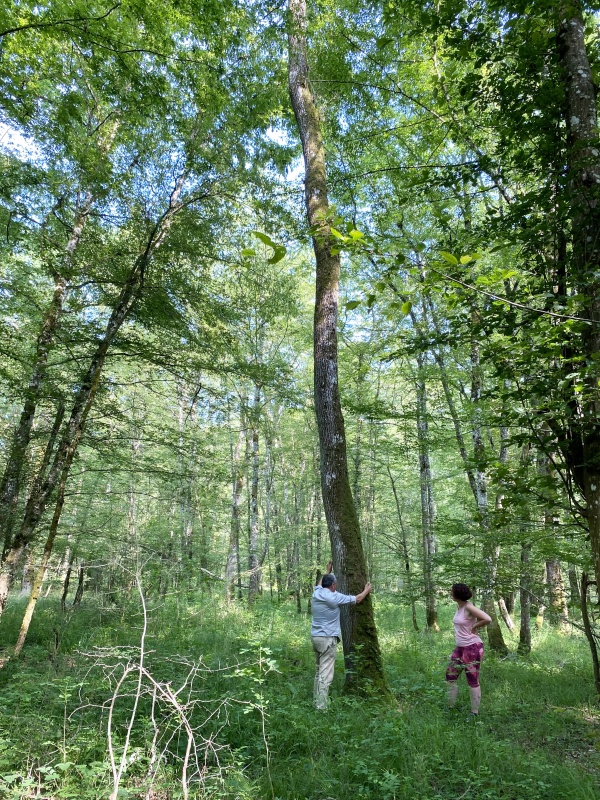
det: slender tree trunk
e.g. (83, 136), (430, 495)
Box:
(414, 352), (439, 630)
(581, 573), (600, 696)
(177, 386), (195, 585)
(518, 541), (532, 655)
(546, 558), (569, 630)
(497, 597), (515, 631)
(388, 467), (419, 632)
(288, 0), (386, 694)
(248, 386), (261, 605)
(14, 450), (71, 654)
(265, 432), (275, 597)
(471, 320), (508, 653)
(568, 564), (581, 610)
(536, 564), (547, 629)
(424, 296), (478, 498)
(503, 592), (515, 615)
(226, 424), (245, 602)
(61, 555), (74, 612)
(495, 417), (514, 632)
(72, 561), (85, 607)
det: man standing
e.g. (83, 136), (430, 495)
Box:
(311, 563), (373, 710)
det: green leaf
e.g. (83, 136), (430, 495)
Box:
(401, 301), (412, 314)
(251, 231), (286, 264)
(251, 230), (277, 248)
(267, 246), (286, 265)
(330, 227), (348, 241)
(345, 300), (362, 310)
(460, 255), (472, 264)
(349, 229), (365, 240)
(440, 251), (458, 265)
(241, 248), (256, 258)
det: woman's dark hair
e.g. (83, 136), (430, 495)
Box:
(451, 583), (473, 601)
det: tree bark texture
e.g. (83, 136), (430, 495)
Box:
(415, 351), (439, 631)
(546, 558), (569, 630)
(288, 0), (386, 694)
(518, 541), (532, 655)
(226, 423), (245, 601)
(248, 386), (261, 604)
(556, 3), (600, 592)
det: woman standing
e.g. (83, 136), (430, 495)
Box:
(446, 583), (492, 716)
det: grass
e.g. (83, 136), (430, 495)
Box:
(0, 590), (598, 799)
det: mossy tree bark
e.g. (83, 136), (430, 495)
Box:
(288, 0), (387, 694)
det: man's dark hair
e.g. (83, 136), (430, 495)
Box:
(322, 574), (336, 588)
(451, 583), (473, 601)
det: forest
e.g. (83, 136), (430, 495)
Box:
(1, 0), (600, 798)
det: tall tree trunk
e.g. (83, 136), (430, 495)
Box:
(248, 386), (261, 605)
(61, 555), (74, 612)
(288, 0), (386, 694)
(388, 467), (419, 632)
(536, 564), (547, 628)
(546, 558), (569, 630)
(72, 561), (85, 608)
(556, 3), (600, 595)
(495, 416), (514, 632)
(415, 351), (439, 630)
(264, 431), (275, 598)
(424, 296), (478, 500)
(15, 468), (96, 655)
(471, 321), (508, 654)
(226, 426), (245, 602)
(568, 564), (581, 611)
(581, 573), (600, 695)
(518, 540), (532, 655)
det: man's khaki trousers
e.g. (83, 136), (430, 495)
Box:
(311, 635), (338, 710)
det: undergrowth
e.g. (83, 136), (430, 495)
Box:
(0, 590), (598, 799)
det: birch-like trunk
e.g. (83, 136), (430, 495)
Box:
(226, 426), (245, 601)
(471, 324), (508, 653)
(415, 351), (439, 631)
(495, 415), (514, 632)
(288, 0), (386, 693)
(248, 385), (261, 605)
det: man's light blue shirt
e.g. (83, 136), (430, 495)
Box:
(311, 585), (356, 638)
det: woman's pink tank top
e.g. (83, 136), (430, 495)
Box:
(453, 604), (483, 647)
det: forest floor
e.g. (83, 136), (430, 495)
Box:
(0, 591), (598, 799)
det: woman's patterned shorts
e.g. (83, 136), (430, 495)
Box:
(445, 642), (484, 688)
